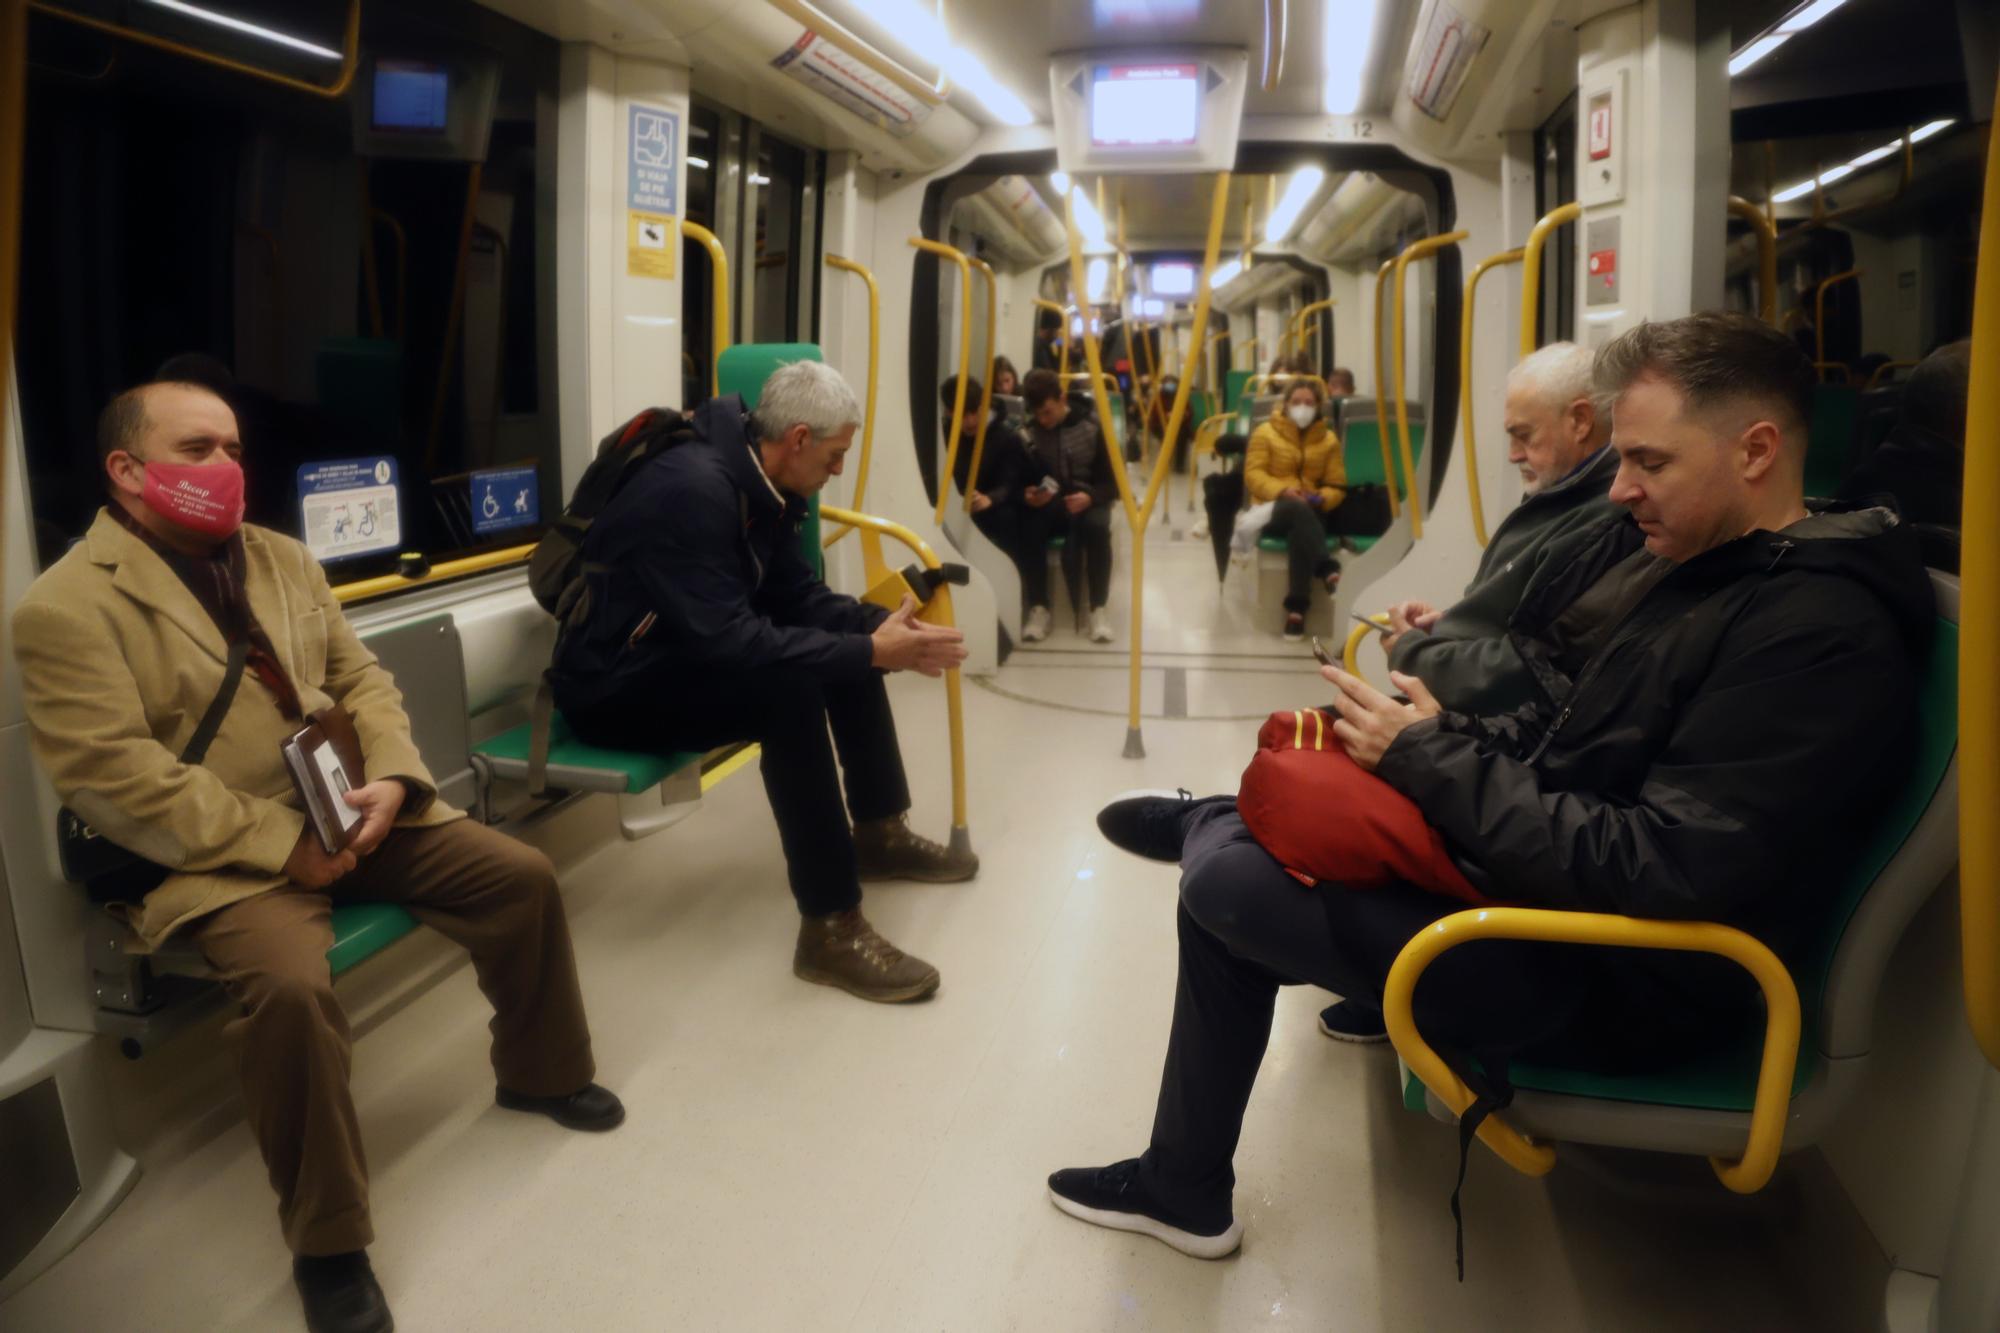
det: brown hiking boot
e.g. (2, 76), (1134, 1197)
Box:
(794, 908), (941, 1003)
(853, 814), (979, 883)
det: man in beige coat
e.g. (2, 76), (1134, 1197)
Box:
(12, 380), (623, 1333)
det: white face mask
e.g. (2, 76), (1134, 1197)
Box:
(1287, 404), (1317, 430)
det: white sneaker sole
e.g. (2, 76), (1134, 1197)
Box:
(1048, 1187), (1242, 1259)
(1317, 1013), (1390, 1044)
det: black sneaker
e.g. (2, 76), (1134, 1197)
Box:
(1095, 789), (1202, 863)
(1317, 1000), (1389, 1044)
(293, 1251), (393, 1333)
(1282, 612), (1306, 641)
(496, 1082), (627, 1131)
(1047, 1158), (1242, 1259)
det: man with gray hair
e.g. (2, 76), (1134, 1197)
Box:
(1378, 341), (1620, 716)
(554, 360), (974, 1003)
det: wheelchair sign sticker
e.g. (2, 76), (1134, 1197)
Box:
(628, 104), (678, 215)
(471, 465), (539, 535)
(297, 457), (401, 563)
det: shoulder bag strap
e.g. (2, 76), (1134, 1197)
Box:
(178, 640), (251, 766)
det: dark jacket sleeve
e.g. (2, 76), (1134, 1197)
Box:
(633, 480), (878, 679)
(1085, 422), (1120, 508)
(758, 511), (890, 638)
(1377, 606), (1911, 923)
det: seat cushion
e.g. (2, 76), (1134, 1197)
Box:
(474, 714), (701, 794)
(328, 903), (418, 975)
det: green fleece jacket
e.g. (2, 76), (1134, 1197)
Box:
(1386, 445), (1620, 713)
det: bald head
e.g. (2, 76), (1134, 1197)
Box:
(98, 381), (242, 494)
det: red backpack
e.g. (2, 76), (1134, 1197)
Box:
(1236, 707), (1492, 904)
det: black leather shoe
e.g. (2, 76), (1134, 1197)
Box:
(293, 1251), (393, 1333)
(1095, 789), (1204, 863)
(495, 1082), (627, 1131)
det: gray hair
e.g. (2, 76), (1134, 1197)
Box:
(748, 360), (863, 442)
(1507, 341), (1612, 421)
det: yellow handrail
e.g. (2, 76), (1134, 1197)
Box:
(1290, 297), (1336, 365)
(1864, 359), (1921, 392)
(1063, 173), (1230, 755)
(822, 255), (879, 547)
(820, 505), (970, 840)
(332, 543), (538, 605)
(1726, 196), (1777, 325)
(1520, 201), (1582, 356)
(912, 237), (974, 526)
(1342, 613), (1390, 683)
(29, 0), (360, 99)
(681, 220), (730, 398)
(1959, 74), (2000, 1072)
(1815, 268), (1864, 368)
(1204, 330), (1226, 393)
(1385, 907), (1803, 1193)
(1460, 248), (1525, 548)
(1371, 258), (1400, 519)
(1790, 130), (1914, 235)
(2, 0), (22, 635)
(1032, 298), (1074, 380)
(1261, 0), (1287, 90)
(1391, 230), (1468, 540)
(1237, 335), (1259, 372)
(964, 256), (999, 515)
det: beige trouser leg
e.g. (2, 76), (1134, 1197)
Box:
(190, 819), (597, 1256)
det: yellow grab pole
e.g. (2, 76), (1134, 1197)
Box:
(1520, 201), (1581, 356)
(1371, 258), (1400, 518)
(29, 0), (360, 99)
(1460, 248), (1524, 548)
(1960, 76), (2000, 1072)
(821, 504), (970, 840)
(1814, 268), (1864, 368)
(681, 220), (730, 397)
(1390, 231), (1467, 541)
(334, 544), (537, 604)
(1727, 196), (1778, 325)
(964, 256), (999, 515)
(1, 0), (21, 634)
(911, 237), (974, 526)
(1386, 908), (1803, 1193)
(1064, 183), (1148, 756)
(822, 255), (879, 547)
(1292, 297), (1335, 369)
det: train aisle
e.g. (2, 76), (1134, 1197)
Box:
(0, 671), (1873, 1332)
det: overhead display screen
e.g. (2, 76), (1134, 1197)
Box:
(1089, 63), (1200, 146)
(373, 60), (449, 132)
(1150, 262), (1195, 297)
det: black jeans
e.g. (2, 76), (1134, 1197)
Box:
(569, 665), (910, 917)
(971, 502), (1041, 617)
(1262, 495), (1340, 611)
(1021, 500), (1114, 611)
(1137, 802), (1594, 1224)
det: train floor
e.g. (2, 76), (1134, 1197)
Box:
(2, 562), (1880, 1332)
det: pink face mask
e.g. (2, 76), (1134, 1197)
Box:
(140, 458), (246, 539)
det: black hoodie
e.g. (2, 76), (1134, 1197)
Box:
(1377, 503), (1934, 1033)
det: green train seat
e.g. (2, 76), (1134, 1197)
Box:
(1402, 570), (1961, 1163)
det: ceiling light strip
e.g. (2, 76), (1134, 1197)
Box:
(140, 0), (342, 60)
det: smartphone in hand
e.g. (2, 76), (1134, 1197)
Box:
(1309, 636), (1333, 667)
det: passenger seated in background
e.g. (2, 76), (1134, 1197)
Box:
(1054, 312), (1931, 1259)
(1326, 366), (1356, 400)
(551, 361), (974, 1004)
(1247, 376), (1348, 639)
(1019, 367), (1120, 643)
(991, 355), (1021, 397)
(1840, 338), (1970, 571)
(943, 374), (1044, 638)
(11, 381), (622, 1333)
(1379, 341), (1620, 715)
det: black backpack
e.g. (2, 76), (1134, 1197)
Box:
(528, 405), (698, 639)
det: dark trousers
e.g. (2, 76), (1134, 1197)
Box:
(573, 665), (910, 916)
(1137, 802), (1591, 1223)
(189, 821), (596, 1255)
(972, 502), (1042, 617)
(1021, 501), (1114, 611)
(1263, 495), (1340, 611)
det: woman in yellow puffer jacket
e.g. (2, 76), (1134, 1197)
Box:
(1245, 379), (1346, 638)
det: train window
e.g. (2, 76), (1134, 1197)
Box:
(747, 131), (808, 344)
(683, 105), (722, 408)
(13, 0), (561, 581)
(1534, 91), (1578, 346)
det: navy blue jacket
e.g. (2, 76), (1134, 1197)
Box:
(550, 395), (886, 708)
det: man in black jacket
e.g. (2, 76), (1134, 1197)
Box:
(1020, 368), (1121, 643)
(1052, 312), (1933, 1258)
(552, 361), (975, 1004)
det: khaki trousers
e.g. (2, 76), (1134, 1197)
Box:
(188, 820), (596, 1256)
